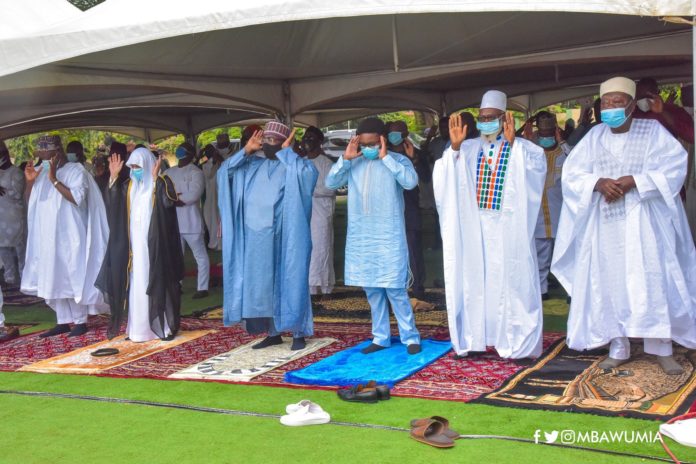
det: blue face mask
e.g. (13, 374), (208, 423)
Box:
(476, 118), (501, 135)
(387, 131), (404, 146)
(131, 168), (144, 183)
(66, 152), (78, 162)
(601, 107), (630, 129)
(361, 146), (380, 160)
(41, 160), (51, 172)
(538, 136), (556, 148)
(175, 147), (189, 160)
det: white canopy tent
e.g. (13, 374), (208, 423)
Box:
(0, 0), (692, 141)
(0, 0), (81, 39)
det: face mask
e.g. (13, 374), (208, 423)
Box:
(262, 143), (282, 159)
(361, 146), (380, 160)
(66, 152), (78, 162)
(41, 160), (51, 172)
(601, 107), (631, 129)
(175, 147), (189, 160)
(131, 168), (144, 183)
(0, 156), (10, 169)
(636, 98), (651, 112)
(476, 118), (501, 136)
(538, 136), (556, 148)
(387, 131), (404, 146)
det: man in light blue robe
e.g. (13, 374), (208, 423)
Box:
(326, 117), (422, 355)
(217, 121), (318, 351)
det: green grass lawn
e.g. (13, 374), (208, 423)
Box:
(2, 203), (693, 463)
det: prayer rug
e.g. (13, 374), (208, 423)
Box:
(0, 315), (563, 403)
(192, 288), (449, 326)
(284, 338), (453, 387)
(475, 338), (696, 420)
(169, 337), (335, 382)
(19, 330), (214, 374)
(1, 286), (44, 306)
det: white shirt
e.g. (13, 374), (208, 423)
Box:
(166, 163), (205, 234)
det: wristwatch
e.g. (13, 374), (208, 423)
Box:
(53, 179), (60, 187)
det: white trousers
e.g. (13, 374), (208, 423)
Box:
(47, 298), (89, 325)
(0, 287), (4, 327)
(535, 238), (554, 294)
(609, 337), (673, 359)
(181, 233), (210, 291)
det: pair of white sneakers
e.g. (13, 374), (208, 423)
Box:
(280, 400), (331, 426)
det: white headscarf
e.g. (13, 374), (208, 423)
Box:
(126, 147), (157, 254)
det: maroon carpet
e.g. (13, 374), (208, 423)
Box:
(0, 315), (563, 402)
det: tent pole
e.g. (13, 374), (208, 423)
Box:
(185, 115), (196, 147)
(392, 15), (400, 72)
(440, 93), (448, 116)
(283, 81), (293, 126)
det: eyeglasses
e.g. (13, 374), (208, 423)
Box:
(477, 114), (504, 123)
(262, 136), (284, 145)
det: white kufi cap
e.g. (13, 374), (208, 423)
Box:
(480, 90), (507, 111)
(599, 77), (636, 99)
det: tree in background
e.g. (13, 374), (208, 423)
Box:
(67, 0), (105, 11)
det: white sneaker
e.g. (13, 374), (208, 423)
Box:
(286, 399), (314, 415)
(280, 402), (330, 426)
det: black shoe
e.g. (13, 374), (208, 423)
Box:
(291, 337), (306, 351)
(192, 290), (209, 299)
(337, 386), (379, 403)
(566, 296), (572, 304)
(541, 293), (550, 301)
(68, 323), (88, 337)
(407, 343), (422, 355)
(361, 343), (388, 355)
(161, 334), (175, 341)
(252, 335), (283, 349)
(39, 324), (70, 338)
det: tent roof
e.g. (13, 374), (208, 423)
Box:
(0, 0), (81, 39)
(0, 2), (691, 138)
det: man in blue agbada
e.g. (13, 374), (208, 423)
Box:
(217, 121), (318, 351)
(326, 117), (422, 355)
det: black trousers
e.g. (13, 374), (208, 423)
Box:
(406, 228), (426, 298)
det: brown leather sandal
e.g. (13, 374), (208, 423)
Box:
(410, 416), (459, 439)
(410, 419), (455, 448)
(357, 380), (391, 400)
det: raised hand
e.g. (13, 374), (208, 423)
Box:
(48, 155), (58, 183)
(595, 178), (624, 203)
(403, 137), (415, 159)
(344, 136), (362, 160)
(25, 161), (40, 183)
(152, 155), (163, 179)
(108, 153), (124, 181)
(448, 113), (466, 151)
(503, 112), (516, 145)
(378, 135), (388, 159)
(647, 92), (664, 114)
(522, 117), (534, 140)
(555, 126), (565, 144)
(282, 128), (297, 148)
(244, 130), (263, 155)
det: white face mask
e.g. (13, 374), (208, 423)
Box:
(636, 98), (651, 112)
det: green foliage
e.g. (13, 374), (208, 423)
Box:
(4, 130), (138, 163)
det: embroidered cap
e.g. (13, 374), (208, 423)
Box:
(599, 77), (636, 99)
(36, 135), (63, 152)
(264, 121), (291, 140)
(480, 90), (507, 111)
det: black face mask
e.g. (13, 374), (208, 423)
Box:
(262, 143), (282, 159)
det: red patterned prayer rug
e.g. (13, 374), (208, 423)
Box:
(0, 315), (563, 402)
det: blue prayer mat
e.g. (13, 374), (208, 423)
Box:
(284, 338), (452, 387)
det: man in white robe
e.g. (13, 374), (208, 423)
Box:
(433, 91), (547, 359)
(526, 111), (569, 298)
(552, 77), (696, 375)
(302, 126), (336, 296)
(167, 143), (210, 299)
(202, 130), (254, 250)
(21, 135), (109, 338)
(0, 141), (26, 285)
